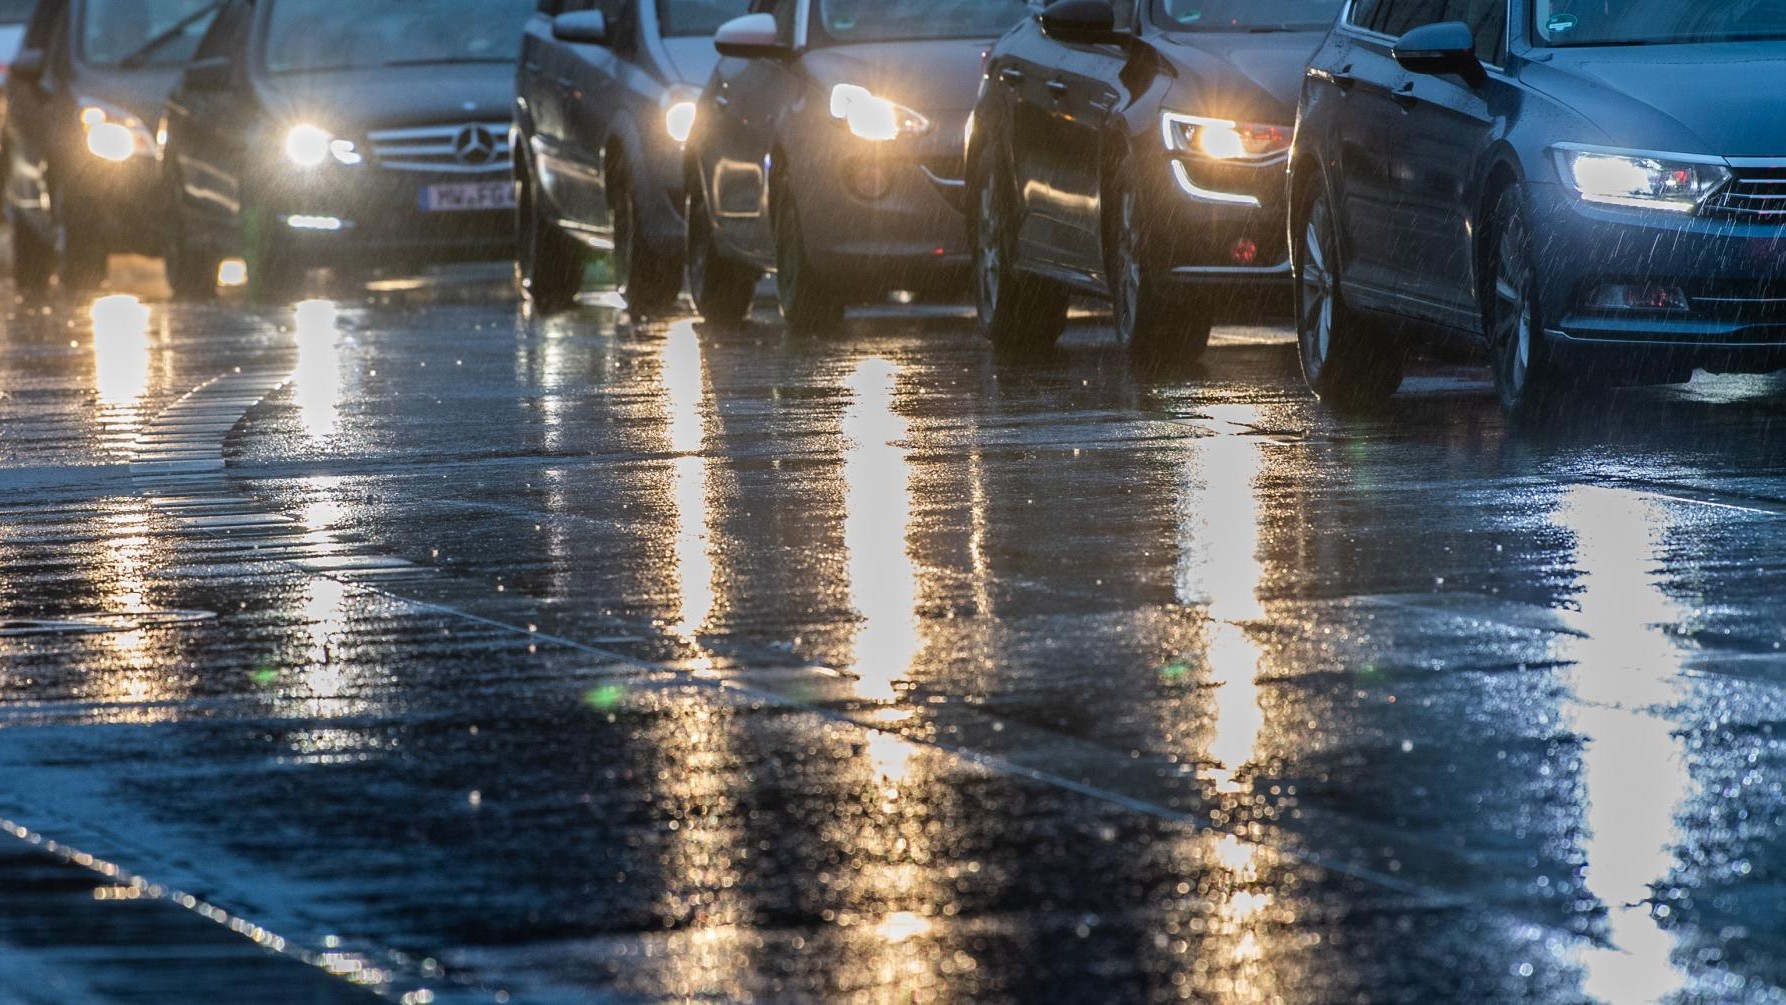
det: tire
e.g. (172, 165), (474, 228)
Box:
(517, 170), (585, 313)
(773, 193), (844, 334)
(1108, 162), (1210, 367)
(1486, 185), (1569, 419)
(1294, 181), (1403, 410)
(685, 178), (758, 326)
(12, 216), (52, 293)
(611, 163), (682, 317)
(164, 175), (218, 301)
(973, 152), (1069, 353)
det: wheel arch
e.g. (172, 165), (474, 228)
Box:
(1472, 153), (1527, 324)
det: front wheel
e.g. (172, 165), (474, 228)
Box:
(1294, 183), (1402, 410)
(686, 179), (759, 326)
(518, 172), (585, 314)
(611, 164), (682, 317)
(773, 194), (845, 334)
(164, 177), (218, 301)
(1108, 165), (1210, 367)
(12, 217), (52, 293)
(1486, 185), (1569, 419)
(972, 154), (1069, 353)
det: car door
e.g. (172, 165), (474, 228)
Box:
(523, 0), (609, 227)
(557, 0), (631, 230)
(704, 0), (801, 264)
(165, 0), (253, 244)
(1323, 0), (1440, 309)
(1388, 0), (1509, 330)
(518, 1), (571, 193)
(1046, 0), (1133, 277)
(3, 0), (67, 234)
(996, 8), (1070, 264)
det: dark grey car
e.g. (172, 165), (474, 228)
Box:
(515, 0), (748, 314)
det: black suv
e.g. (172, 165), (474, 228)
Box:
(4, 0), (221, 292)
(515, 0), (749, 314)
(969, 0), (1340, 361)
(161, 0), (530, 301)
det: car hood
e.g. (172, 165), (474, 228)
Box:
(660, 35), (722, 87)
(1153, 29), (1326, 125)
(1533, 45), (1786, 158)
(259, 62), (514, 131)
(801, 38), (991, 115)
(77, 65), (183, 125)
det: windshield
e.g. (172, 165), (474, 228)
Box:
(263, 0), (533, 74)
(658, 0), (751, 37)
(1536, 0), (1786, 46)
(1153, 0), (1345, 30)
(81, 0), (218, 67)
(816, 0), (1031, 43)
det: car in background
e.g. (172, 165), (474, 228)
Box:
(4, 0), (222, 292)
(684, 0), (1032, 332)
(969, 0), (1340, 362)
(0, 0), (34, 113)
(1293, 0), (1786, 417)
(161, 0), (531, 302)
(516, 0), (750, 315)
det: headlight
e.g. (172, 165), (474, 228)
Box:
(79, 99), (156, 162)
(829, 84), (929, 142)
(662, 88), (699, 145)
(1555, 146), (1729, 214)
(284, 124), (363, 168)
(1161, 113), (1291, 162)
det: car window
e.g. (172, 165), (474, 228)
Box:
(1368, 0), (1448, 35)
(658, 0), (753, 36)
(1446, 0), (1504, 62)
(262, 0), (534, 73)
(814, 0), (1031, 43)
(1155, 0), (1344, 30)
(1535, 0), (1786, 46)
(190, 0), (248, 62)
(80, 0), (222, 67)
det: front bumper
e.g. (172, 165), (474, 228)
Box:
(1533, 181), (1786, 374)
(784, 112), (972, 296)
(1139, 153), (1292, 320)
(252, 163), (515, 269)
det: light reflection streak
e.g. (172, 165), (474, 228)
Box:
(293, 299), (343, 440)
(662, 322), (716, 644)
(842, 358), (920, 703)
(91, 295), (152, 433)
(1557, 486), (1691, 1004)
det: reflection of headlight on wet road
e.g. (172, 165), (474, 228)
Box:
(284, 124), (363, 168)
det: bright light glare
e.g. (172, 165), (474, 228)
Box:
(1162, 113), (1291, 162)
(285, 125), (361, 168)
(664, 100), (697, 144)
(830, 84), (924, 142)
(86, 121), (136, 162)
(1571, 155), (1656, 200)
(286, 215), (345, 232)
(217, 259), (249, 287)
(1565, 150), (1725, 212)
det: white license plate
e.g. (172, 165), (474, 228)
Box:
(420, 181), (516, 212)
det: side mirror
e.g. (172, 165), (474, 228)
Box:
(1038, 0), (1125, 46)
(714, 13), (787, 59)
(1393, 21), (1484, 84)
(552, 10), (608, 45)
(9, 48), (44, 83)
(181, 56), (233, 91)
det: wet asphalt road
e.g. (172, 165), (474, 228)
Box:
(6, 265), (1786, 1004)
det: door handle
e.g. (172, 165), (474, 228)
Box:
(1046, 79), (1070, 97)
(998, 66), (1025, 86)
(1393, 81), (1418, 109)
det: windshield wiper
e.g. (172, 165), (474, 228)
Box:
(118, 0), (225, 69)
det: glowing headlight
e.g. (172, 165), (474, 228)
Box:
(829, 84), (929, 142)
(284, 124), (362, 167)
(1556, 147), (1729, 213)
(661, 87), (700, 145)
(79, 99), (155, 162)
(1161, 113), (1291, 162)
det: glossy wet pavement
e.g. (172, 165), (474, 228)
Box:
(5, 270), (1786, 1004)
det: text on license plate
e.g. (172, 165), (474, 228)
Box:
(420, 182), (516, 212)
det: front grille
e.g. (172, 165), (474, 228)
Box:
(1688, 279), (1786, 323)
(366, 122), (511, 174)
(1704, 168), (1786, 221)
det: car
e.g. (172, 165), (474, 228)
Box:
(0, 0), (34, 108)
(4, 0), (223, 293)
(161, 0), (532, 302)
(1292, 0), (1786, 417)
(684, 0), (1033, 332)
(969, 0), (1341, 362)
(516, 0), (751, 315)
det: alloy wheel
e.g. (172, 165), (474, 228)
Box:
(1492, 209), (1534, 402)
(975, 178), (1003, 326)
(1112, 184), (1143, 349)
(1298, 199), (1337, 380)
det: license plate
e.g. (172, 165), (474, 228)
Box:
(420, 181), (516, 212)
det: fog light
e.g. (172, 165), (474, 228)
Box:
(846, 161), (893, 200)
(1586, 284), (1689, 312)
(286, 214), (345, 232)
(217, 259), (249, 287)
(1231, 238), (1258, 265)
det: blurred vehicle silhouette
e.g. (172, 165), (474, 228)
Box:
(684, 0), (1032, 331)
(0, 0), (33, 112)
(161, 0), (530, 301)
(4, 0), (221, 292)
(969, 0), (1339, 362)
(515, 0), (750, 315)
(1293, 0), (1786, 417)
